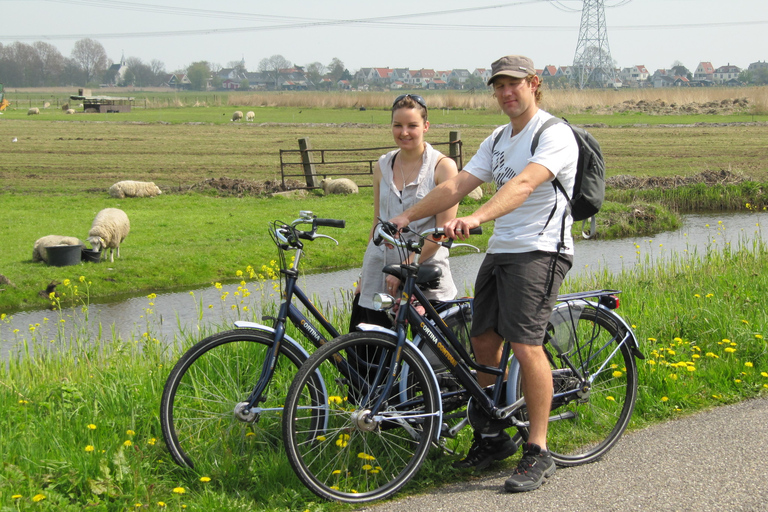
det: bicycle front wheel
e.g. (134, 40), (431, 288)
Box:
(283, 332), (441, 503)
(160, 329), (324, 475)
(512, 305), (638, 466)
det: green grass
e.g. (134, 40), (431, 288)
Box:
(1, 234), (766, 511)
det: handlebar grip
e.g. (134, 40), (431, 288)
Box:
(468, 226), (483, 235)
(315, 218), (346, 228)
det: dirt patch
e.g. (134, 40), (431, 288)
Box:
(175, 177), (307, 196)
(587, 97), (751, 116)
(607, 169), (751, 190)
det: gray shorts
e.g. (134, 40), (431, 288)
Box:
(470, 251), (573, 346)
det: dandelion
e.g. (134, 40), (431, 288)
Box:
(135, 504), (142, 508)
(706, 352), (719, 358)
(358, 452), (376, 461)
(126, 429), (135, 436)
(756, 334), (764, 340)
(245, 432), (256, 437)
(87, 424), (97, 430)
(158, 502), (166, 507)
(362, 464), (373, 471)
(686, 366), (696, 372)
(148, 438), (157, 445)
(200, 476), (211, 483)
(612, 370), (623, 378)
(745, 362), (754, 368)
(673, 337), (682, 343)
(694, 294), (700, 298)
(173, 487), (186, 494)
(667, 350), (676, 356)
(18, 399), (28, 404)
(705, 293), (714, 298)
(722, 338), (731, 343)
(761, 372), (768, 378)
(669, 374), (678, 381)
(332, 470), (342, 475)
(647, 337), (657, 342)
(12, 494), (22, 499)
(328, 396), (344, 405)
(735, 379), (742, 383)
(85, 445), (95, 452)
(236, 270), (243, 277)
(336, 434), (350, 448)
(606, 396), (615, 401)
(124, 440), (133, 447)
(32, 494), (46, 502)
(661, 396), (669, 402)
(316, 435), (327, 442)
(725, 347), (736, 353)
(63, 279), (71, 287)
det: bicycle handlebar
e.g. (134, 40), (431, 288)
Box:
(373, 222), (482, 250)
(272, 211), (345, 249)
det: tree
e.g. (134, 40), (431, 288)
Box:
(186, 61), (211, 91)
(327, 57), (346, 83)
(258, 54), (291, 89)
(71, 38), (108, 84)
(305, 61), (326, 89)
(124, 56), (157, 87)
(32, 42), (64, 86)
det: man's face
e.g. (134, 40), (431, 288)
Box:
(492, 75), (538, 120)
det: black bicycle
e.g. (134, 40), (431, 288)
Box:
(282, 221), (644, 503)
(160, 212), (475, 476)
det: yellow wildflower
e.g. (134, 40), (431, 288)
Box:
(173, 487), (186, 494)
(85, 445), (95, 452)
(725, 347), (736, 353)
(32, 494), (46, 502)
(612, 371), (623, 378)
(606, 396), (615, 401)
(200, 476), (211, 482)
(148, 438), (157, 445)
(87, 424), (97, 430)
(126, 429), (135, 436)
(745, 362), (754, 368)
(124, 440), (133, 447)
(63, 279), (70, 287)
(661, 396), (669, 402)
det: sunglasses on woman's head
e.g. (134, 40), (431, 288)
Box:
(392, 94), (427, 110)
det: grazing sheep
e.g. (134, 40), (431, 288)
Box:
(246, 111), (255, 122)
(27, 108), (40, 116)
(32, 235), (83, 263)
(87, 208), (130, 263)
(43, 102), (50, 108)
(61, 103), (70, 111)
(231, 110), (243, 122)
(320, 177), (359, 195)
(108, 180), (162, 198)
(65, 109), (75, 115)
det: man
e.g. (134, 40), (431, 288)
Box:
(389, 55), (578, 493)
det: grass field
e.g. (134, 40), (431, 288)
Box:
(1, 95), (767, 313)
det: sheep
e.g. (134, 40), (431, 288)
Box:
(27, 108), (39, 116)
(108, 180), (162, 199)
(320, 177), (359, 195)
(65, 109), (75, 115)
(43, 102), (50, 108)
(467, 186), (483, 201)
(231, 110), (243, 122)
(32, 235), (83, 263)
(87, 208), (130, 263)
(246, 111), (255, 122)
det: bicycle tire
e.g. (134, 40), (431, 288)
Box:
(511, 305), (638, 466)
(160, 328), (324, 474)
(282, 332), (441, 503)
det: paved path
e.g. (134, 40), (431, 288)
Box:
(359, 398), (768, 512)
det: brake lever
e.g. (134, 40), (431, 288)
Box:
(311, 234), (339, 245)
(450, 242), (480, 252)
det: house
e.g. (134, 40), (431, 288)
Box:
(448, 69), (471, 87)
(355, 68), (372, 83)
(541, 65), (559, 78)
(694, 62), (715, 82)
(619, 65), (649, 86)
(713, 64), (741, 83)
(337, 79), (351, 90)
(748, 60), (768, 71)
(390, 68), (411, 84)
(473, 68), (491, 83)
(426, 79), (447, 90)
(107, 54), (128, 86)
(413, 69), (436, 87)
(159, 73), (191, 89)
(368, 68), (393, 84)
(390, 80), (405, 90)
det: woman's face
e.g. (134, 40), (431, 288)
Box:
(391, 107), (429, 151)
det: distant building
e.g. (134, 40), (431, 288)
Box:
(713, 64), (741, 84)
(694, 62), (715, 82)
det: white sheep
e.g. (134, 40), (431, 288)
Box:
(87, 208), (130, 263)
(467, 186), (483, 201)
(320, 178), (359, 195)
(65, 109), (75, 115)
(32, 235), (82, 263)
(43, 102), (50, 108)
(108, 180), (162, 198)
(231, 110), (243, 122)
(246, 111), (255, 122)
(27, 108), (39, 116)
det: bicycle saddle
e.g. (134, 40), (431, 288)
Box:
(382, 264), (442, 290)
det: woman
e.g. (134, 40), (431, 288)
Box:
(352, 94), (459, 329)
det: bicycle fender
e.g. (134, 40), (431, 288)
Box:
(598, 304), (645, 360)
(354, 323), (396, 336)
(233, 321), (313, 359)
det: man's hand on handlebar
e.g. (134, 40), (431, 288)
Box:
(444, 215), (481, 241)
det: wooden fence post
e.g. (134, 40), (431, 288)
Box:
(298, 137), (319, 188)
(449, 130), (462, 170)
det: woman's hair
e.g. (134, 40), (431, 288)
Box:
(391, 95), (428, 123)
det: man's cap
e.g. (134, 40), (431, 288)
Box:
(487, 55), (536, 85)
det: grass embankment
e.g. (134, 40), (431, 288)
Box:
(1, 233), (766, 511)
(1, 116), (767, 312)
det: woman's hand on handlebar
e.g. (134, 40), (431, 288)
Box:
(444, 215), (481, 241)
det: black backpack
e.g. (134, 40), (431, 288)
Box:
(492, 117), (605, 238)
(531, 117), (605, 238)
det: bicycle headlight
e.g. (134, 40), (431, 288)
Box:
(372, 293), (395, 311)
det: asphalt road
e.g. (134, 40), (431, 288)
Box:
(358, 397), (768, 512)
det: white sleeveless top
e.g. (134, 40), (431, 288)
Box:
(358, 143), (457, 309)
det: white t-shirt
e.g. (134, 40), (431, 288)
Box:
(464, 109), (578, 255)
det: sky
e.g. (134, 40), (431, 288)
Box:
(2, 0), (766, 75)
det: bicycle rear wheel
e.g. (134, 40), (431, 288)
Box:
(160, 329), (324, 475)
(282, 332), (441, 503)
(512, 305), (638, 466)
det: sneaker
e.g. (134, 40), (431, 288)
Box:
(504, 442), (556, 493)
(452, 430), (518, 471)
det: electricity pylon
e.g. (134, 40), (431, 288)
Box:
(572, 0), (616, 88)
